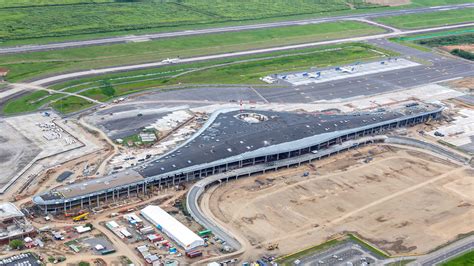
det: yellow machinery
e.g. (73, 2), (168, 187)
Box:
(72, 212), (90, 222)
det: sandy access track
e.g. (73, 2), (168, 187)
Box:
(205, 145), (474, 259)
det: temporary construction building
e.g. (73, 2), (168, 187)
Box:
(140, 205), (204, 251)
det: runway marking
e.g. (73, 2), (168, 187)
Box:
(249, 86), (269, 104)
(435, 76), (463, 83)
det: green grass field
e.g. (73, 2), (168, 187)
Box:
(0, 0), (378, 42)
(375, 8), (474, 29)
(0, 21), (385, 82)
(0, 0), (471, 47)
(3, 42), (395, 114)
(0, 1), (111, 8)
(442, 251), (474, 266)
(50, 96), (95, 114)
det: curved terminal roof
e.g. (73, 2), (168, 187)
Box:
(34, 104), (442, 204)
(136, 106), (434, 177)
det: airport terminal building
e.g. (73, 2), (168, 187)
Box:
(33, 103), (443, 213)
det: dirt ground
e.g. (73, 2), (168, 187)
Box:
(442, 44), (474, 53)
(365, 0), (411, 6)
(205, 145), (474, 259)
(447, 77), (474, 91)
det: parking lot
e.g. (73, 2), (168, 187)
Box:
(83, 236), (116, 255)
(295, 240), (379, 266)
(0, 253), (41, 266)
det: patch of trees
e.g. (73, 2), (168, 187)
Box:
(451, 48), (474, 61)
(9, 239), (24, 250)
(416, 33), (474, 47)
(100, 80), (116, 97)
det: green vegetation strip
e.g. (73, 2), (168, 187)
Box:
(442, 250), (474, 266)
(3, 43), (396, 115)
(1, 21), (385, 82)
(414, 33), (474, 47)
(275, 237), (343, 265)
(396, 28), (474, 41)
(374, 8), (474, 29)
(391, 29), (474, 53)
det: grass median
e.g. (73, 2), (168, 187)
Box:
(3, 42), (396, 115)
(374, 8), (474, 29)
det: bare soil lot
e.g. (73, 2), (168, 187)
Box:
(442, 44), (474, 53)
(0, 120), (41, 190)
(206, 145), (473, 258)
(365, 0), (410, 6)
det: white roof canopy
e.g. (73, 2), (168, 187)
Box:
(141, 205), (204, 250)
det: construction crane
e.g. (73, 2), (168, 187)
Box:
(72, 212), (90, 222)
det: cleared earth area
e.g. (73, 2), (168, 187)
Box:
(206, 145), (473, 258)
(0, 121), (41, 190)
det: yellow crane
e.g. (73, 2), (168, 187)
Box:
(72, 212), (89, 222)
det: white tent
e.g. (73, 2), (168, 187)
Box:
(141, 205), (204, 251)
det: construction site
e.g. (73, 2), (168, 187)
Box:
(0, 76), (471, 265)
(0, 7), (473, 262)
(205, 144), (473, 259)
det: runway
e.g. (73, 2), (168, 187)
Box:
(28, 22), (474, 86)
(1, 3), (473, 55)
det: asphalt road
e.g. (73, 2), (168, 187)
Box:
(413, 235), (474, 266)
(28, 22), (474, 86)
(422, 243), (474, 266)
(1, 3), (473, 55)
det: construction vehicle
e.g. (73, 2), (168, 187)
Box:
(267, 243), (279, 251)
(198, 229), (212, 237)
(185, 250), (202, 258)
(72, 212), (90, 222)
